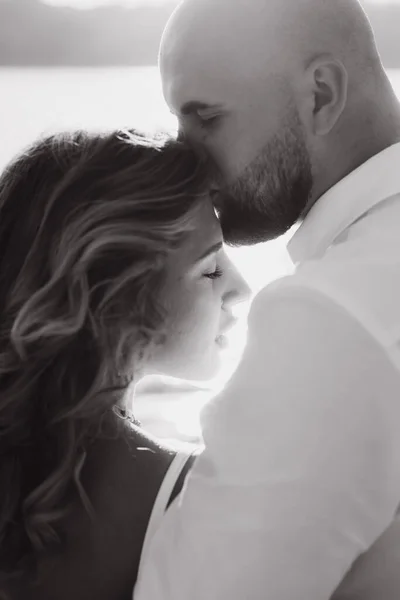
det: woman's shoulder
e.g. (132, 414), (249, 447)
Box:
(4, 421), (177, 600)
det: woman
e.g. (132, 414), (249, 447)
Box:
(0, 129), (250, 599)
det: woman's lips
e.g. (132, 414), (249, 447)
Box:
(215, 334), (229, 349)
(220, 317), (238, 336)
(216, 317), (239, 349)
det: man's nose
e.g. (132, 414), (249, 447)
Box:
(178, 126), (219, 183)
(177, 127), (186, 143)
(178, 126), (208, 156)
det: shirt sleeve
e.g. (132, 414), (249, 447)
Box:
(134, 282), (400, 600)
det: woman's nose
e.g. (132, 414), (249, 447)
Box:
(224, 263), (252, 308)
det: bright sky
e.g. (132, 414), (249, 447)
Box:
(44, 0), (400, 7)
(44, 0), (175, 8)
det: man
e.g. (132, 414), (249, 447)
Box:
(134, 0), (400, 598)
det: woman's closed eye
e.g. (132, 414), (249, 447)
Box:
(203, 266), (224, 280)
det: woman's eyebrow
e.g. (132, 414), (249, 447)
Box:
(195, 241), (223, 263)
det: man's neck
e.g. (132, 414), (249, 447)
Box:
(310, 122), (400, 214)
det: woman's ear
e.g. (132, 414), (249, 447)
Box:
(306, 55), (348, 136)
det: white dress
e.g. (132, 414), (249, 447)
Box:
(134, 449), (197, 595)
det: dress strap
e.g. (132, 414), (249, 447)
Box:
(138, 449), (197, 578)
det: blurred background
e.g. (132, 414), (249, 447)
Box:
(1, 0), (399, 444)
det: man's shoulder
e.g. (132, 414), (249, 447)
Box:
(332, 509), (400, 600)
(253, 245), (400, 349)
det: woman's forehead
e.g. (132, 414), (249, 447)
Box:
(169, 201), (222, 272)
(188, 201), (222, 253)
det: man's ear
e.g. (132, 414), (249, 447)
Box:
(306, 55), (348, 136)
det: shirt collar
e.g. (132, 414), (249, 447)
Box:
(287, 142), (400, 265)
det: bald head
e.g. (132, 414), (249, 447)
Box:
(161, 0), (380, 90)
(160, 0), (400, 244)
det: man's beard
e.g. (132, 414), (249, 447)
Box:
(215, 110), (313, 246)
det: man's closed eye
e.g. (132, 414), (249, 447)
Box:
(197, 112), (221, 130)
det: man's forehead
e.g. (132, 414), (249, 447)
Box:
(161, 62), (231, 114)
(159, 5), (284, 113)
(160, 40), (268, 116)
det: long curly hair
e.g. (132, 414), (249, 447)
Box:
(0, 129), (208, 584)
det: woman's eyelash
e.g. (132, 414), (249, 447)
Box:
(204, 266), (223, 280)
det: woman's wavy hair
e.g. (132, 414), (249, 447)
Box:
(0, 129), (209, 581)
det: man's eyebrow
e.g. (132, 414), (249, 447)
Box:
(196, 241), (223, 262)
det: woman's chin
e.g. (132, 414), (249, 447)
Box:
(215, 334), (230, 350)
(172, 351), (223, 384)
(187, 339), (236, 382)
(149, 342), (234, 384)
(186, 361), (222, 383)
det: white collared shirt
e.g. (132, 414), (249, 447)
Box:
(134, 143), (400, 600)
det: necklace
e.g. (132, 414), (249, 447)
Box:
(112, 404), (141, 427)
